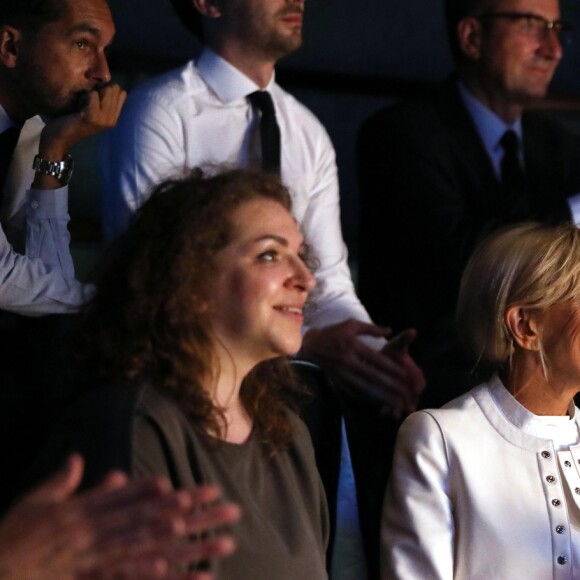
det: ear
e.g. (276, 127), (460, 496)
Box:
(457, 17), (484, 60)
(0, 25), (21, 68)
(192, 0), (222, 19)
(505, 306), (541, 352)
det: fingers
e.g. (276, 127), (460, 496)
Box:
(47, 478), (184, 571)
(183, 500), (241, 536)
(383, 328), (417, 354)
(301, 318), (425, 417)
(78, 513), (237, 579)
(178, 485), (222, 509)
(38, 83), (127, 159)
(80, 474), (171, 516)
(186, 573), (214, 580)
(24, 454), (84, 504)
(96, 470), (132, 491)
(77, 488), (193, 553)
(339, 362), (414, 418)
(348, 329), (425, 413)
(76, 556), (167, 579)
(71, 480), (241, 576)
(84, 83), (127, 130)
(332, 334), (424, 417)
(301, 319), (391, 363)
(159, 533), (237, 570)
(400, 354), (426, 397)
(339, 319), (393, 339)
(354, 340), (410, 381)
(338, 365), (408, 418)
(160, 571), (214, 580)
(98, 83), (127, 126)
(0, 469), (239, 580)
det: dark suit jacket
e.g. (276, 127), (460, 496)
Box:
(357, 79), (580, 407)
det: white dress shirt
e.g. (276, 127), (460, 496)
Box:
(0, 106), (88, 315)
(102, 48), (372, 333)
(382, 375), (580, 580)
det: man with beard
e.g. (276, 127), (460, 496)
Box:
(0, 0), (125, 509)
(102, 1), (425, 576)
(103, 0), (423, 412)
(0, 0), (125, 313)
(357, 0), (580, 410)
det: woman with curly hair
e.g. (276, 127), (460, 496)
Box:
(35, 169), (328, 579)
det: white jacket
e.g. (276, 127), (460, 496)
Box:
(382, 376), (580, 580)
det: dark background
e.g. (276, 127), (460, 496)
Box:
(71, 0), (580, 277)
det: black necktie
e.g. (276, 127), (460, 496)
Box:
(499, 130), (529, 218)
(247, 91), (281, 173)
(0, 126), (22, 205)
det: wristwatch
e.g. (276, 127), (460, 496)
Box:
(32, 153), (74, 186)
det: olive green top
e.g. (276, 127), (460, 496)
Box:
(132, 385), (329, 579)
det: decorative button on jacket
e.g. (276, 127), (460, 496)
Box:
(382, 376), (580, 580)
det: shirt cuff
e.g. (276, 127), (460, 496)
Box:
(27, 186), (69, 219)
(567, 193), (580, 226)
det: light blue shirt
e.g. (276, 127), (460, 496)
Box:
(457, 82), (524, 179)
(458, 82), (580, 225)
(331, 419), (367, 580)
(0, 104), (89, 315)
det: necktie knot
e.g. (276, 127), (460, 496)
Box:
(248, 90), (276, 115)
(247, 91), (280, 173)
(500, 130), (520, 156)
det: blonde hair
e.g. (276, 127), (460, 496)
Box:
(456, 222), (580, 368)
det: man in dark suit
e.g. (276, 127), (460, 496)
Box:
(357, 0), (580, 408)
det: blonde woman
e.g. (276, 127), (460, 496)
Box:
(382, 223), (580, 579)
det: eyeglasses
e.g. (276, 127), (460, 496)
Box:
(479, 12), (573, 46)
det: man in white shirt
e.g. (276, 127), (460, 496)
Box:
(103, 0), (424, 414)
(0, 0), (125, 314)
(103, 4), (424, 575)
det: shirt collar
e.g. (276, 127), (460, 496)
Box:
(489, 375), (578, 446)
(196, 47), (276, 104)
(458, 81), (523, 154)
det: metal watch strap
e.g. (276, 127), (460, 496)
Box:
(32, 153), (74, 185)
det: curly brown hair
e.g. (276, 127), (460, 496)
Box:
(77, 168), (308, 452)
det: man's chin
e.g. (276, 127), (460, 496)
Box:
(43, 92), (90, 119)
(525, 87), (550, 104)
(268, 35), (302, 60)
(509, 85), (550, 107)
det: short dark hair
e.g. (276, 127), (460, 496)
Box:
(444, 0), (493, 62)
(0, 0), (67, 30)
(169, 0), (203, 40)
